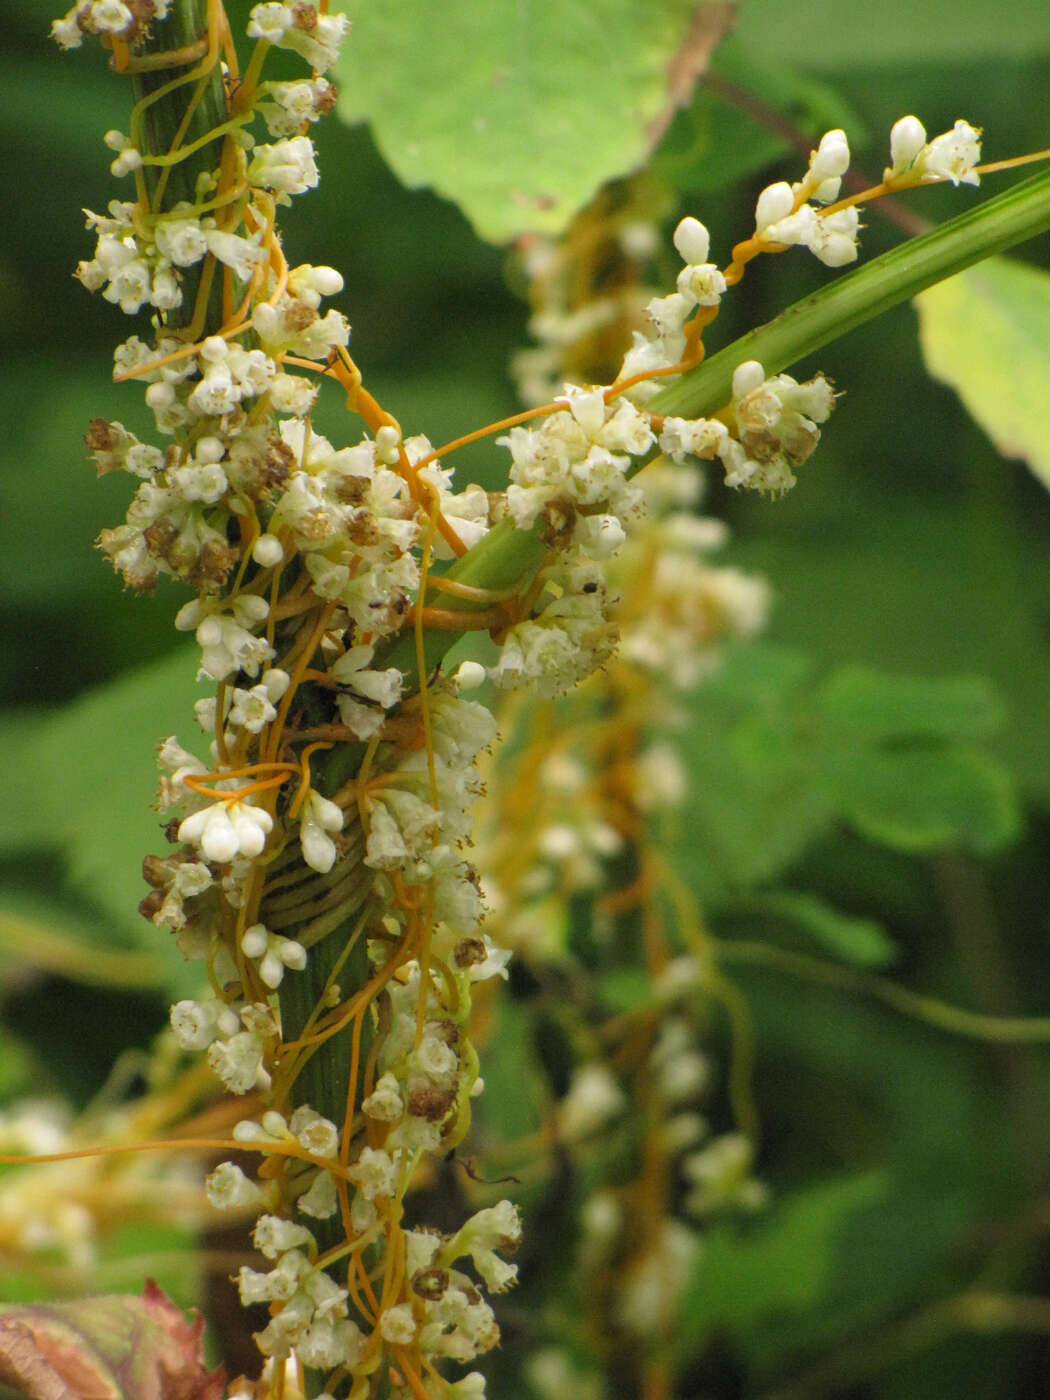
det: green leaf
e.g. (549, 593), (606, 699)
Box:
(677, 643), (1019, 901)
(733, 0), (1050, 65)
(678, 1169), (887, 1347)
(916, 256), (1050, 490)
(827, 745), (1021, 855)
(0, 650), (202, 947)
(738, 889), (897, 968)
(816, 667), (1006, 744)
(675, 643), (850, 902)
(334, 0), (732, 243)
(0, 892), (166, 989)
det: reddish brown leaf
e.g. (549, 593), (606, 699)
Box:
(0, 1282), (224, 1400)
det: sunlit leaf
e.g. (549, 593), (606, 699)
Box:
(916, 257), (1050, 490)
(335, 0), (733, 242)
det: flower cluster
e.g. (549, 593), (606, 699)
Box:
(55, 5), (997, 1389)
(884, 115), (982, 187)
(52, 0), (170, 49)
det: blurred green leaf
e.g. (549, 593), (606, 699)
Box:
(0, 650), (201, 954)
(0, 893), (165, 988)
(678, 1169), (887, 1346)
(335, 0), (732, 243)
(475, 995), (547, 1144)
(916, 257), (1050, 491)
(723, 964), (1038, 1379)
(816, 667), (1006, 743)
(679, 644), (1017, 898)
(827, 745), (1021, 855)
(737, 889), (897, 967)
(734, 0), (1050, 65)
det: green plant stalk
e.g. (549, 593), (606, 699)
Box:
(131, 0), (228, 330)
(370, 161), (1050, 701)
(651, 163), (1050, 418)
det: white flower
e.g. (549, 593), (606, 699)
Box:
(683, 1132), (768, 1213)
(204, 228), (266, 280)
(300, 790), (344, 873)
(453, 660), (487, 691)
(252, 533), (285, 567)
(154, 216), (208, 267)
(206, 1161), (265, 1210)
(348, 1146), (398, 1200)
(362, 1073), (404, 1122)
(331, 644), (404, 740)
(238, 1256), (307, 1305)
(241, 923), (307, 988)
(645, 291), (693, 340)
(731, 360), (765, 399)
(269, 372), (318, 414)
(228, 682), (278, 733)
(658, 416), (728, 463)
(253, 1214), (316, 1260)
(672, 216), (710, 265)
(248, 136), (320, 197)
(808, 205), (860, 267)
(105, 257), (152, 314)
(444, 1201), (522, 1294)
(51, 8), (86, 46)
(175, 593), (273, 681)
(676, 262), (727, 307)
(246, 1), (291, 42)
(558, 1065), (625, 1143)
(171, 998), (223, 1050)
(298, 1169), (338, 1218)
(290, 1106), (340, 1158)
(379, 1305), (417, 1345)
(919, 118), (982, 187)
(615, 1220), (699, 1336)
(288, 263), (344, 306)
(179, 798), (274, 863)
(169, 461), (228, 503)
(448, 1375), (487, 1400)
(208, 1029), (268, 1094)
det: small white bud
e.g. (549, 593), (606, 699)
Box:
(755, 182), (795, 231)
(453, 660), (487, 690)
(732, 360), (766, 399)
(888, 115), (927, 174)
(252, 533), (285, 567)
(809, 129), (850, 183)
(672, 216), (710, 266)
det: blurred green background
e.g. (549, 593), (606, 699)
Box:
(3, 0), (1050, 1395)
